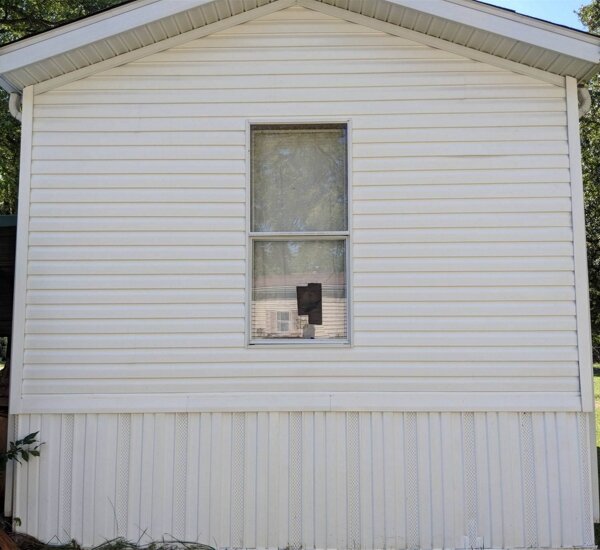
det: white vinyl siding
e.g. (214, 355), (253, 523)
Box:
(21, 6), (577, 412)
(10, 411), (596, 548)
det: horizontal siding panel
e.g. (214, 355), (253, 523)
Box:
(22, 362), (579, 379)
(351, 332), (577, 347)
(33, 113), (567, 132)
(354, 316), (576, 331)
(144, 45), (465, 62)
(24, 333), (246, 349)
(33, 86), (565, 105)
(98, 60), (503, 78)
(353, 142), (568, 158)
(353, 198), (571, 214)
(354, 301), (576, 316)
(141, 42), (460, 64)
(354, 287), (575, 301)
(353, 169), (572, 185)
(26, 289), (245, 304)
(26, 303), (245, 319)
(28, 246), (245, 261)
(29, 171), (573, 189)
(33, 99), (567, 118)
(353, 183), (571, 199)
(29, 217), (245, 231)
(28, 260), (246, 275)
(33, 159), (570, 176)
(32, 131), (246, 147)
(30, 174), (245, 189)
(20, 377), (579, 395)
(29, 231), (244, 246)
(14, 394), (585, 414)
(353, 256), (574, 271)
(354, 213), (572, 228)
(31, 160), (246, 175)
(30, 188), (245, 203)
(60, 72), (556, 91)
(29, 203), (245, 217)
(353, 242), (573, 257)
(27, 274), (245, 290)
(353, 127), (568, 143)
(353, 272), (574, 287)
(355, 156), (569, 171)
(23, 347), (579, 364)
(353, 228), (573, 243)
(353, 113), (567, 128)
(216, 20), (379, 34)
(32, 145), (245, 161)
(26, 318), (245, 334)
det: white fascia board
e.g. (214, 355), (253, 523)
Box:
(0, 75), (19, 94)
(392, 0), (600, 64)
(0, 0), (214, 74)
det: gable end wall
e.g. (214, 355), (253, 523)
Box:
(7, 7), (596, 547)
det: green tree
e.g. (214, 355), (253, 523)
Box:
(578, 0), (600, 360)
(0, 0), (128, 214)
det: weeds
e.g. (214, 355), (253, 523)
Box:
(1, 432), (43, 466)
(10, 535), (215, 550)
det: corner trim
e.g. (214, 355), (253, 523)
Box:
(566, 76), (594, 413)
(9, 86), (33, 415)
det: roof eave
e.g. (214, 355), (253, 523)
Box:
(388, 0), (600, 64)
(0, 0), (599, 94)
(0, 0), (209, 74)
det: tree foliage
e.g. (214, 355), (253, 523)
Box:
(578, 0), (600, 360)
(0, 0), (127, 214)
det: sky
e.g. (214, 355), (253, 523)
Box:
(483, 0), (587, 31)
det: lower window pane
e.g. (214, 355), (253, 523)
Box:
(252, 240), (347, 340)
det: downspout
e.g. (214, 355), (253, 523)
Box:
(8, 93), (22, 122)
(578, 86), (592, 118)
(4, 90), (20, 519)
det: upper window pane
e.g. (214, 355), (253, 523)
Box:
(251, 124), (348, 232)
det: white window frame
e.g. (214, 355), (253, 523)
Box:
(245, 119), (353, 347)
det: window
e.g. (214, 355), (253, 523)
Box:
(276, 311), (290, 333)
(250, 123), (349, 343)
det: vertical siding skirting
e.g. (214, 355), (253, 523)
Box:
(11, 411), (595, 550)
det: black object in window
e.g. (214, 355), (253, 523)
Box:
(296, 283), (323, 325)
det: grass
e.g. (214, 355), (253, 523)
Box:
(593, 367), (600, 545)
(595, 365), (600, 446)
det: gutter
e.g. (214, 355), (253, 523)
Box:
(8, 93), (21, 122)
(578, 86), (592, 118)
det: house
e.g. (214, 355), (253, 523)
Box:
(0, 0), (599, 547)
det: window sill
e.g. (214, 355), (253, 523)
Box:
(249, 339), (350, 348)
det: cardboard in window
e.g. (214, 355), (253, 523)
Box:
(296, 283), (322, 325)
